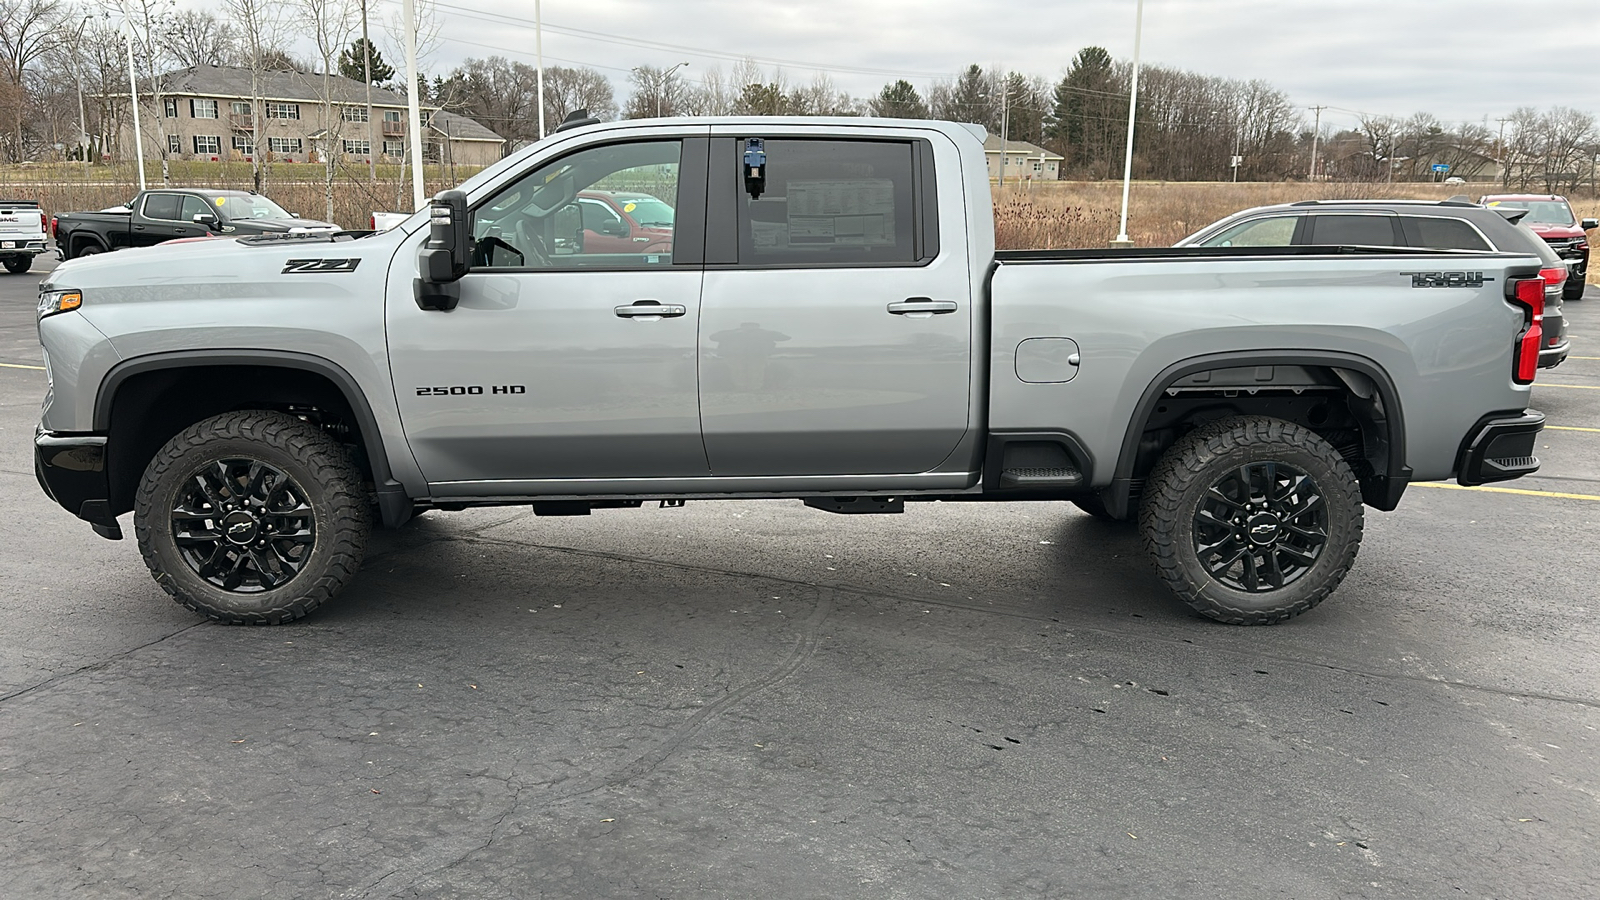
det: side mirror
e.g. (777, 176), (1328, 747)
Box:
(552, 203), (584, 255)
(415, 190), (472, 311)
(1582, 218), (1598, 230)
(192, 212), (219, 229)
(291, 212), (301, 219)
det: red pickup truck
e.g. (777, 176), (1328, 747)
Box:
(1482, 194), (1597, 300)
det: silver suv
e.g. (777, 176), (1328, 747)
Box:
(1177, 200), (1571, 368)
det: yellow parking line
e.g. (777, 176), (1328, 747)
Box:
(1568, 356), (1600, 361)
(0, 362), (44, 371)
(1538, 383), (1600, 390)
(1548, 425), (1600, 433)
(1414, 482), (1600, 502)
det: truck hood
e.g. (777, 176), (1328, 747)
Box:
(42, 230), (401, 294)
(231, 217), (339, 233)
(1527, 223), (1584, 239)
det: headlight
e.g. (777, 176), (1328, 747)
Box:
(37, 288), (82, 320)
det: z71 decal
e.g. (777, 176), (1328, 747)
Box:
(283, 258), (361, 274)
(1403, 271), (1488, 288)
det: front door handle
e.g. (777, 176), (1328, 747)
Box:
(614, 300), (687, 319)
(887, 298), (958, 316)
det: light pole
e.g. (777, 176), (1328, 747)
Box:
(535, 0), (545, 138)
(73, 15), (92, 176)
(115, 0), (146, 191)
(660, 61), (689, 117)
(1112, 0), (1144, 247)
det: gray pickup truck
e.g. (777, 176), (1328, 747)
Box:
(34, 116), (1548, 627)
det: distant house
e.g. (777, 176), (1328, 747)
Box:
(117, 64), (505, 168)
(983, 136), (1062, 181)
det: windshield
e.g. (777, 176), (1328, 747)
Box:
(1487, 199), (1575, 227)
(213, 194), (293, 220)
(620, 196), (674, 227)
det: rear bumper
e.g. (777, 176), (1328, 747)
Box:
(1456, 410), (1543, 487)
(0, 238), (46, 256)
(34, 428), (121, 539)
(1540, 337), (1570, 369)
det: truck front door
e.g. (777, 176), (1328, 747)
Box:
(696, 134), (972, 476)
(386, 135), (711, 489)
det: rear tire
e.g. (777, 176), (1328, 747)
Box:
(1564, 275), (1586, 301)
(134, 410), (371, 624)
(1139, 416), (1363, 625)
(74, 243), (103, 259)
(3, 256), (30, 274)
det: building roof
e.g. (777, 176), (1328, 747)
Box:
(427, 109), (504, 143)
(982, 135), (1062, 160)
(160, 64), (414, 108)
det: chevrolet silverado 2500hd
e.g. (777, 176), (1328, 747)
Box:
(34, 115), (1548, 626)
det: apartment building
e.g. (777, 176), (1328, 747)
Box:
(121, 64), (505, 168)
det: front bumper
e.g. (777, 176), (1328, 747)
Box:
(34, 429), (121, 539)
(1540, 337), (1570, 369)
(1456, 410), (1543, 487)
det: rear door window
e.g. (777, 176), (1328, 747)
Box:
(141, 193), (182, 221)
(1399, 216), (1491, 251)
(1309, 214), (1400, 246)
(733, 139), (921, 267)
(1198, 216), (1298, 247)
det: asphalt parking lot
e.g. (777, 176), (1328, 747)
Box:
(2, 256), (1597, 899)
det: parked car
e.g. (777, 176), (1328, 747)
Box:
(36, 117), (1549, 627)
(0, 199), (49, 273)
(1479, 194), (1595, 301)
(52, 189), (338, 260)
(1176, 199), (1572, 368)
(577, 190), (674, 254)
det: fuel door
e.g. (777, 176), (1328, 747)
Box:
(1015, 337), (1081, 384)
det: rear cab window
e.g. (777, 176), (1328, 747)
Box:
(1399, 216), (1491, 251)
(711, 137), (939, 268)
(1307, 214), (1400, 246)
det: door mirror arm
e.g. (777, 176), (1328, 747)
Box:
(415, 190), (471, 311)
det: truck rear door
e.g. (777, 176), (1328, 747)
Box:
(697, 132), (972, 476)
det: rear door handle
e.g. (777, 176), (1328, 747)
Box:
(614, 300), (687, 319)
(887, 298), (958, 316)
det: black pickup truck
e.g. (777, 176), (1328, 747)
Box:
(52, 189), (337, 260)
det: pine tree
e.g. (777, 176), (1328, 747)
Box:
(338, 38), (394, 85)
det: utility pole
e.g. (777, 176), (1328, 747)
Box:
(1307, 105), (1324, 181)
(535, 0), (545, 138)
(998, 75), (1009, 190)
(1112, 0), (1144, 247)
(1495, 116), (1510, 186)
(118, 4), (146, 191)
(361, 0), (374, 182)
(74, 16), (92, 176)
(402, 0), (424, 209)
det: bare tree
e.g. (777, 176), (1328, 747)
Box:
(0, 0), (66, 161)
(298, 0), (357, 220)
(543, 65), (615, 125)
(224, 0), (288, 190)
(165, 10), (237, 68)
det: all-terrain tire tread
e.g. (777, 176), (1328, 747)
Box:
(1138, 415), (1363, 625)
(133, 410), (370, 624)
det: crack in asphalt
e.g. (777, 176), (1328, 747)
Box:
(451, 529), (1600, 713)
(0, 621), (208, 705)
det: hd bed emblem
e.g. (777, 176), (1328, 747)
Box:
(283, 258), (361, 274)
(1405, 271), (1486, 288)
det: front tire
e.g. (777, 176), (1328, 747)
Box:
(4, 256), (31, 274)
(1139, 416), (1363, 625)
(134, 411), (371, 624)
(1564, 273), (1586, 301)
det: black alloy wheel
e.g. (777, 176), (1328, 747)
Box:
(170, 458), (317, 592)
(1191, 461), (1328, 593)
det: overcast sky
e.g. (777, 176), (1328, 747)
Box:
(376, 0), (1600, 131)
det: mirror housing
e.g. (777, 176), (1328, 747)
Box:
(1582, 217), (1598, 230)
(551, 203), (584, 255)
(415, 190), (472, 310)
(192, 211), (219, 229)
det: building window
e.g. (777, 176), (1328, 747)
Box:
(163, 98), (177, 117)
(268, 137), (303, 154)
(383, 110), (402, 122)
(167, 134), (181, 155)
(343, 139), (371, 156)
(267, 103), (300, 120)
(193, 135), (221, 155)
(230, 101), (251, 116)
(383, 140), (405, 158)
(232, 135), (255, 156)
(341, 105), (369, 122)
(191, 98), (218, 119)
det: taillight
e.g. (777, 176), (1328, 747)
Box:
(1538, 265), (1566, 289)
(48, 215), (55, 238)
(38, 210), (46, 232)
(369, 214), (376, 230)
(1509, 276), (1545, 384)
